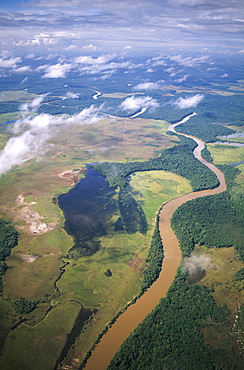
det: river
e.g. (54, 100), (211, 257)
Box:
(84, 113), (227, 370)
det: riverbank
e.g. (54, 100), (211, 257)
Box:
(84, 113), (227, 370)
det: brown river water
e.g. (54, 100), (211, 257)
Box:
(84, 113), (227, 370)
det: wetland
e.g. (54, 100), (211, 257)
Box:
(0, 87), (243, 370)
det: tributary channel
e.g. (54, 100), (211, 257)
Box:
(84, 112), (227, 370)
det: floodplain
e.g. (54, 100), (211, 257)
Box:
(0, 100), (192, 369)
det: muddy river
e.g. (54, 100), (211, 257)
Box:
(84, 113), (227, 370)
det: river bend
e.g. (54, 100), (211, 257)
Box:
(84, 113), (227, 370)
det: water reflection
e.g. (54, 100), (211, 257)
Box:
(58, 166), (147, 257)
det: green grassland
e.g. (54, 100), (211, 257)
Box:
(185, 144), (244, 360)
(0, 110), (191, 369)
(0, 90), (38, 102)
(106, 133), (244, 370)
(207, 142), (244, 164)
(1, 89), (243, 369)
(58, 170), (192, 364)
(0, 300), (81, 370)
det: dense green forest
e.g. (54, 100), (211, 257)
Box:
(93, 134), (219, 192)
(142, 213), (164, 291)
(171, 165), (244, 262)
(108, 271), (240, 370)
(144, 94), (244, 128)
(105, 164), (244, 370)
(0, 219), (18, 293)
(175, 116), (235, 142)
(12, 297), (37, 315)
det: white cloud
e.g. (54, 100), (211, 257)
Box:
(175, 74), (189, 83)
(1, 50), (12, 58)
(0, 103), (103, 176)
(21, 77), (28, 84)
(65, 91), (80, 99)
(146, 56), (167, 67)
(73, 54), (140, 77)
(12, 66), (32, 73)
(64, 45), (78, 51)
(184, 254), (212, 274)
(82, 44), (98, 52)
(173, 94), (204, 109)
(0, 130), (49, 176)
(170, 55), (209, 67)
(74, 54), (115, 65)
(16, 33), (57, 47)
(220, 73), (228, 78)
(25, 53), (36, 59)
(0, 57), (22, 68)
(19, 94), (47, 113)
(120, 95), (159, 112)
(36, 64), (50, 72)
(42, 63), (72, 78)
(133, 81), (163, 90)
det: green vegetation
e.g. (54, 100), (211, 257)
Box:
(142, 213), (164, 291)
(93, 135), (219, 191)
(171, 165), (244, 261)
(201, 145), (214, 163)
(0, 301), (81, 370)
(118, 187), (148, 235)
(108, 271), (239, 370)
(176, 115), (235, 142)
(1, 86), (243, 370)
(234, 268), (244, 282)
(0, 219), (18, 292)
(12, 297), (36, 315)
(106, 157), (244, 370)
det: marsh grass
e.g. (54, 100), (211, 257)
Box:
(0, 117), (192, 369)
(207, 143), (244, 164)
(196, 246), (244, 356)
(0, 300), (81, 370)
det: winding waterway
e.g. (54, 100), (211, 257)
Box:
(84, 112), (227, 370)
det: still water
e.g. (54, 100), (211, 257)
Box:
(58, 166), (147, 257)
(84, 113), (227, 370)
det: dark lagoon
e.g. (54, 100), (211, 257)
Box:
(58, 166), (147, 258)
(58, 166), (118, 257)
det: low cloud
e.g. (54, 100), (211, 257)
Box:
(64, 45), (78, 51)
(82, 44), (98, 52)
(133, 81), (164, 91)
(42, 63), (72, 78)
(0, 101), (103, 176)
(184, 254), (213, 274)
(74, 54), (115, 65)
(0, 57), (22, 69)
(120, 95), (159, 112)
(173, 94), (204, 109)
(19, 94), (47, 112)
(170, 55), (209, 67)
(65, 91), (80, 99)
(16, 33), (57, 47)
(11, 66), (32, 74)
(175, 74), (189, 83)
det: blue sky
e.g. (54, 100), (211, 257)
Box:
(0, 0), (244, 56)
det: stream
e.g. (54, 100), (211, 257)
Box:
(84, 112), (227, 370)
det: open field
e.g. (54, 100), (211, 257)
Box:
(0, 300), (81, 370)
(207, 142), (244, 164)
(194, 245), (244, 357)
(0, 113), (192, 369)
(0, 87), (243, 369)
